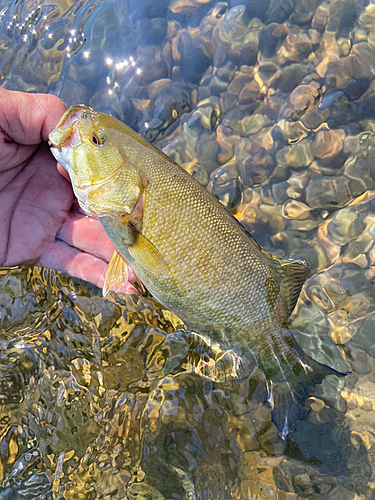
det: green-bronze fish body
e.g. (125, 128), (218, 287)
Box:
(49, 105), (346, 436)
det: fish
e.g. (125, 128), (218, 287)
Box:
(49, 105), (348, 438)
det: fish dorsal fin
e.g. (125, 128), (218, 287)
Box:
(103, 250), (129, 298)
(234, 218), (309, 315)
(128, 229), (169, 278)
(267, 253), (310, 316)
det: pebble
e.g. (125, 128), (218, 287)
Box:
(311, 128), (345, 164)
(258, 23), (288, 59)
(277, 27), (313, 66)
(237, 113), (265, 136)
(196, 132), (221, 172)
(275, 62), (314, 92)
(343, 132), (375, 191)
(227, 68), (255, 96)
(263, 93), (288, 120)
(281, 141), (313, 168)
(282, 199), (311, 220)
(207, 158), (242, 210)
(300, 107), (330, 130)
(235, 137), (276, 186)
(181, 161), (208, 185)
(265, 0), (295, 23)
(289, 82), (321, 114)
(216, 124), (240, 164)
(272, 119), (309, 144)
(239, 79), (263, 104)
(311, 4), (329, 32)
(291, 0), (321, 25)
(305, 174), (352, 210)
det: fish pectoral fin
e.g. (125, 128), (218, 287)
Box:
(103, 250), (129, 298)
(128, 233), (169, 277)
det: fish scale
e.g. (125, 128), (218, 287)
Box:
(49, 105), (348, 438)
(141, 157), (272, 325)
(144, 194), (270, 328)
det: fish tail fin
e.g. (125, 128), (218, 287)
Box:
(263, 328), (349, 440)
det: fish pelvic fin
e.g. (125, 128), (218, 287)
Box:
(103, 250), (128, 297)
(260, 328), (349, 439)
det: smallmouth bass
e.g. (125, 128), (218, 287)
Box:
(49, 105), (347, 438)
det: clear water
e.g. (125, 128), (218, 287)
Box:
(1, 0), (375, 498)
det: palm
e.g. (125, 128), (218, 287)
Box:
(0, 141), (72, 265)
(0, 89), (135, 292)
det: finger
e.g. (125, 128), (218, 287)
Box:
(38, 239), (138, 295)
(57, 163), (71, 181)
(57, 211), (115, 262)
(57, 211), (136, 281)
(56, 165), (86, 215)
(0, 89), (67, 145)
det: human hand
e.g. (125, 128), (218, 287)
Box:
(0, 89), (136, 293)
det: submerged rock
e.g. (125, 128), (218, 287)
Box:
(276, 141), (313, 168)
(207, 158), (242, 210)
(311, 128), (346, 165)
(272, 119), (309, 144)
(277, 27), (313, 66)
(181, 161), (208, 185)
(311, 4), (329, 32)
(235, 136), (276, 186)
(258, 22), (287, 58)
(289, 82), (322, 115)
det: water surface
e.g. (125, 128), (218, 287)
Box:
(0, 0), (375, 498)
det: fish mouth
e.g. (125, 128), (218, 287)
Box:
(49, 105), (118, 188)
(48, 105), (95, 149)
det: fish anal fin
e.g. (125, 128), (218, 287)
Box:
(103, 250), (129, 298)
(128, 231), (169, 278)
(263, 328), (349, 439)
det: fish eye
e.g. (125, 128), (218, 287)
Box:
(91, 128), (107, 146)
